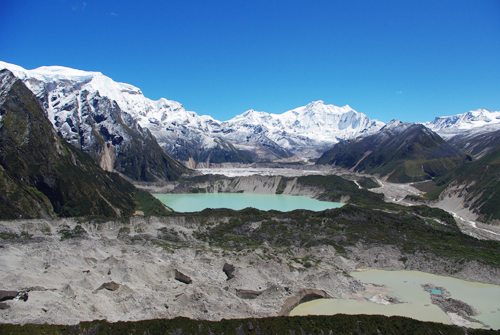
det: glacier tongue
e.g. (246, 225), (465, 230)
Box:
(0, 60), (385, 164)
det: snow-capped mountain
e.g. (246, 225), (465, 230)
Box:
(425, 108), (500, 139)
(219, 101), (384, 158)
(0, 61), (188, 181)
(0, 61), (385, 166)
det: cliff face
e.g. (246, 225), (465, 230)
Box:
(0, 69), (165, 219)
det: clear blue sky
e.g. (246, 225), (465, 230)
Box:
(1, 0), (499, 122)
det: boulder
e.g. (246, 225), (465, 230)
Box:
(223, 262), (236, 280)
(174, 270), (192, 284)
(94, 281), (120, 293)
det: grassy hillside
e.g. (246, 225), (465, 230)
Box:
(448, 129), (500, 159)
(417, 147), (500, 222)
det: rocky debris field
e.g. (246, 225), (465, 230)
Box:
(0, 215), (499, 327)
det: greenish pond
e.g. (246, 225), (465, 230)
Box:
(153, 193), (343, 212)
(290, 270), (500, 330)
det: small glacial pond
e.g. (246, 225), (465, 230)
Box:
(290, 270), (500, 329)
(153, 193), (343, 212)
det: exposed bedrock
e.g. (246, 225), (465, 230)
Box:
(278, 289), (331, 316)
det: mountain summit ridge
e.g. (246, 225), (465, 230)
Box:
(2, 61), (497, 167)
(424, 108), (500, 139)
(0, 61), (384, 163)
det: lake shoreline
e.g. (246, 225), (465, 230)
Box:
(291, 269), (500, 329)
(153, 193), (344, 213)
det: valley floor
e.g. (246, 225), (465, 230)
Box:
(0, 216), (499, 328)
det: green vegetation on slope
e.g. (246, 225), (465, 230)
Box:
(415, 147), (500, 222)
(166, 203), (500, 267)
(296, 175), (385, 205)
(2, 314), (496, 335)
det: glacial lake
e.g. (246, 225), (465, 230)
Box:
(153, 193), (343, 212)
(290, 269), (500, 330)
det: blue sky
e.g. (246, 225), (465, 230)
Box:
(1, 0), (499, 122)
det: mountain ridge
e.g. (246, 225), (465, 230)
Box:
(424, 108), (500, 139)
(0, 61), (385, 164)
(2, 61), (497, 169)
(0, 69), (168, 219)
(316, 122), (472, 183)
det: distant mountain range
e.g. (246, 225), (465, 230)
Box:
(1, 60), (499, 180)
(0, 61), (384, 167)
(2, 61), (500, 223)
(424, 108), (500, 139)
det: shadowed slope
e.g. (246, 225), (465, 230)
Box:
(317, 121), (471, 183)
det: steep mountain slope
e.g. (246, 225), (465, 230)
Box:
(0, 62), (384, 165)
(316, 121), (471, 183)
(446, 129), (500, 159)
(425, 108), (500, 140)
(0, 69), (167, 219)
(0, 61), (188, 181)
(421, 147), (500, 224)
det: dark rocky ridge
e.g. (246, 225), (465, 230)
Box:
(316, 121), (471, 183)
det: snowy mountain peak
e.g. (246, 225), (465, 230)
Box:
(382, 119), (404, 128)
(305, 100), (325, 107)
(425, 108), (500, 139)
(0, 61), (97, 83)
(1, 60), (385, 162)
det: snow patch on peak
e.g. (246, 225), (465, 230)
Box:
(0, 61), (97, 83)
(1, 60), (387, 161)
(425, 108), (500, 139)
(383, 119), (404, 128)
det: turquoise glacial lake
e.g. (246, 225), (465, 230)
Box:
(153, 193), (343, 212)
